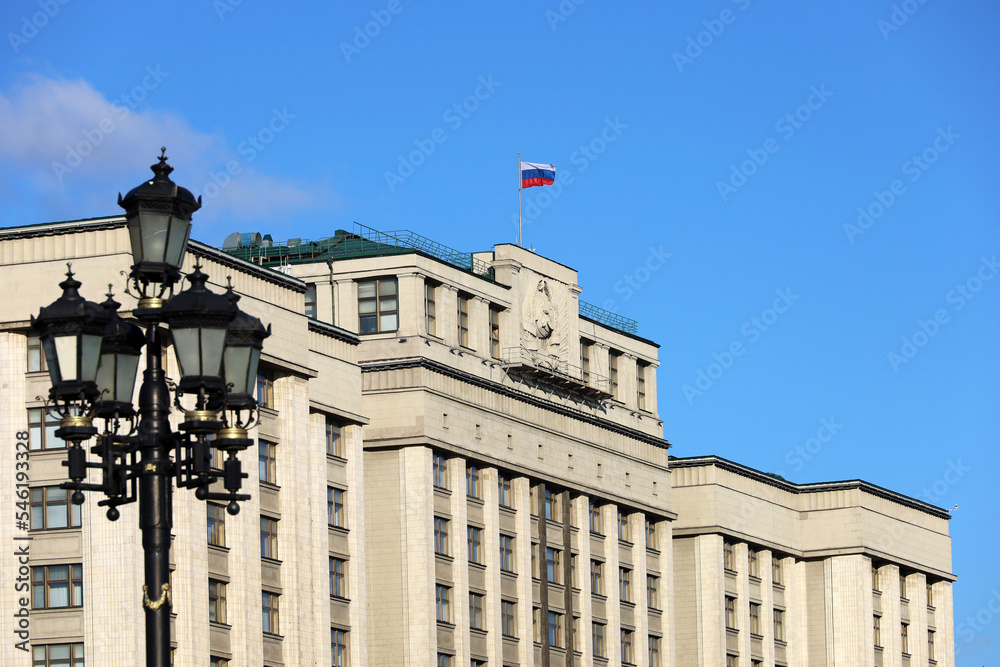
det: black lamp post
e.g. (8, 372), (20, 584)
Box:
(31, 149), (267, 667)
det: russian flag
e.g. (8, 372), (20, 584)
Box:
(520, 161), (556, 188)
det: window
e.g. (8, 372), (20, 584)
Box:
(547, 611), (564, 647)
(580, 339), (591, 383)
(32, 644), (84, 667)
(543, 488), (560, 521)
(437, 654), (453, 667)
(609, 350), (620, 398)
(647, 574), (660, 609)
(620, 628), (635, 664)
(619, 567), (632, 602)
(28, 408), (65, 450)
(725, 596), (737, 629)
(501, 600), (517, 637)
(532, 607), (541, 643)
(772, 555), (783, 585)
(489, 306), (501, 358)
(724, 541), (736, 571)
(774, 608), (785, 641)
(466, 465), (481, 498)
(749, 602), (761, 635)
(27, 333), (46, 372)
(589, 501), (603, 534)
(726, 656), (738, 667)
(648, 635), (661, 667)
(30, 487), (81, 530)
(469, 593), (485, 630)
(618, 511), (631, 542)
(498, 474), (512, 507)
(873, 615), (882, 648)
(928, 628), (935, 660)
(330, 557), (347, 599)
(872, 564), (881, 592)
(433, 454), (448, 489)
(332, 628), (348, 667)
(304, 284), (317, 319)
(358, 277), (398, 333)
(425, 282), (437, 336)
(468, 526), (483, 564)
(545, 547), (561, 584)
(211, 658), (229, 667)
(436, 584), (451, 622)
(328, 487), (346, 528)
(207, 503), (226, 547)
(927, 581), (935, 607)
(901, 622), (909, 655)
(636, 362), (647, 409)
(326, 418), (343, 458)
(260, 517), (278, 559)
(471, 660), (486, 667)
(592, 622), (606, 657)
(262, 591), (279, 634)
(209, 579), (227, 624)
(899, 572), (908, 600)
(434, 517), (450, 556)
(591, 560), (604, 595)
(258, 440), (277, 485)
(458, 294), (470, 347)
(748, 549), (760, 578)
(256, 369), (274, 409)
(499, 534), (515, 572)
(32, 564), (83, 609)
(645, 518), (658, 550)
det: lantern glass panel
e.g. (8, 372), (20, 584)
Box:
(141, 212), (174, 264)
(54, 336), (78, 381)
(127, 216), (145, 264)
(165, 219), (192, 268)
(42, 337), (61, 384)
(96, 353), (141, 403)
(246, 347), (261, 395)
(80, 332), (102, 383)
(172, 326), (227, 378)
(223, 345), (252, 396)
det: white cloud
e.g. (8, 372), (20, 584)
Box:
(0, 74), (335, 234)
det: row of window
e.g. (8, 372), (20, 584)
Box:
(873, 565), (936, 607)
(724, 541), (784, 584)
(724, 595), (786, 641)
(873, 616), (935, 659)
(580, 339), (650, 405)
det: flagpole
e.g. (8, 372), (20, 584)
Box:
(518, 151), (523, 247)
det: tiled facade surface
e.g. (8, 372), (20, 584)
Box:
(0, 217), (956, 666)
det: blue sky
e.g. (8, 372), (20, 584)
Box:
(2, 0), (998, 661)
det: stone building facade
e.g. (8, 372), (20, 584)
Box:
(0, 218), (954, 666)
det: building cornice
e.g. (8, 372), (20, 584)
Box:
(308, 319), (360, 346)
(361, 357), (670, 450)
(189, 240), (307, 292)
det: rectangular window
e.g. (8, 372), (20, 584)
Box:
(901, 622), (909, 655)
(591, 560), (604, 595)
(209, 579), (227, 624)
(927, 581), (935, 608)
(328, 487), (346, 528)
(256, 369), (274, 409)
(609, 350), (620, 398)
(27, 333), (46, 373)
(872, 564), (881, 592)
(468, 526), (483, 564)
(425, 282), (437, 336)
(547, 611), (564, 648)
(928, 628), (935, 660)
(545, 547), (561, 584)
(621, 628), (634, 664)
(619, 567), (633, 602)
(543, 488), (560, 521)
(260, 517), (278, 560)
(648, 635), (661, 667)
(466, 465), (481, 498)
(636, 362), (647, 410)
(900, 572), (908, 600)
(592, 622), (606, 657)
(434, 517), (449, 556)
(501, 600), (517, 637)
(748, 549), (760, 578)
(437, 654), (453, 667)
(580, 339), (591, 383)
(211, 658), (229, 667)
(32, 564), (83, 609)
(750, 602), (761, 635)
(772, 555), (783, 585)
(726, 655), (738, 667)
(499, 534), (515, 572)
(618, 511), (631, 542)
(647, 574), (660, 609)
(433, 454), (448, 489)
(645, 518), (657, 550)
(28, 408), (65, 450)
(30, 487), (81, 530)
(330, 557), (347, 599)
(262, 591), (279, 635)
(332, 629), (348, 667)
(207, 503), (226, 547)
(32, 644), (84, 667)
(498, 474), (512, 508)
(589, 501), (603, 534)
(458, 293), (470, 347)
(724, 541), (736, 571)
(774, 608), (785, 641)
(469, 593), (485, 630)
(358, 277), (398, 334)
(326, 418), (343, 458)
(258, 439), (277, 485)
(304, 284), (317, 319)
(873, 615), (881, 648)
(725, 596), (737, 629)
(436, 584), (451, 623)
(489, 306), (501, 358)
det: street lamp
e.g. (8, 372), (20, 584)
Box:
(31, 149), (267, 667)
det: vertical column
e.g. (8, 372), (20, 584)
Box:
(784, 557), (806, 667)
(450, 455), (470, 667)
(483, 467), (503, 666)
(576, 496), (593, 666)
(603, 505), (622, 667)
(760, 549), (775, 667)
(513, 476), (535, 667)
(333, 279), (356, 332)
(656, 519), (676, 667)
(910, 572), (927, 665)
(829, 555), (876, 667)
(471, 296), (490, 355)
(881, 563), (902, 667)
(644, 362), (659, 415)
(397, 273), (424, 338)
(936, 581), (955, 667)
(733, 542), (751, 663)
(401, 446), (436, 666)
(344, 424), (369, 666)
(696, 534), (725, 667)
(620, 354), (637, 411)
(307, 412), (333, 667)
(317, 276), (334, 325)
(631, 513), (649, 667)
(441, 286), (460, 348)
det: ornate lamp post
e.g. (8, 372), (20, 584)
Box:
(31, 149), (268, 667)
